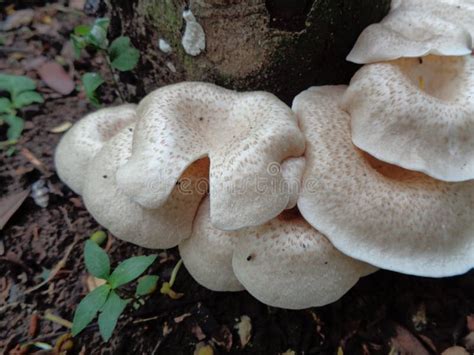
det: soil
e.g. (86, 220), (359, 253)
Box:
(1, 2), (474, 355)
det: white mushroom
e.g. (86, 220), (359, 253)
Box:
(180, 197), (373, 309)
(116, 82), (305, 230)
(294, 85), (474, 277)
(342, 55), (474, 182)
(83, 124), (209, 249)
(347, 0), (473, 64)
(232, 211), (374, 309)
(54, 104), (137, 195)
(281, 157), (306, 209)
(179, 198), (244, 292)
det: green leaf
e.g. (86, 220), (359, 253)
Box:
(108, 36), (140, 71)
(74, 24), (91, 36)
(70, 35), (87, 58)
(0, 97), (12, 114)
(98, 291), (129, 341)
(71, 284), (111, 336)
(82, 72), (104, 107)
(108, 255), (157, 289)
(84, 240), (110, 279)
(0, 74), (36, 97)
(13, 91), (43, 109)
(135, 275), (159, 296)
(3, 114), (24, 140)
(88, 18), (110, 49)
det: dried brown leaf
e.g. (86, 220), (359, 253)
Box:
(37, 61), (75, 95)
(0, 189), (29, 230)
(390, 325), (429, 355)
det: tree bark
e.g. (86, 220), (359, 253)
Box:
(107, 0), (390, 103)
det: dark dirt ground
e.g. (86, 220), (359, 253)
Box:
(1, 1), (474, 355)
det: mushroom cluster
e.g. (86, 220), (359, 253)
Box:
(55, 0), (474, 310)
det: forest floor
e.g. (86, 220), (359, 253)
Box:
(1, 2), (474, 355)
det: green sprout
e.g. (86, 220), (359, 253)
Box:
(71, 237), (158, 342)
(160, 259), (184, 300)
(70, 17), (139, 106)
(0, 73), (43, 154)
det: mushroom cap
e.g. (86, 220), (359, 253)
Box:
(232, 210), (374, 309)
(294, 85), (474, 277)
(281, 157), (306, 209)
(394, 0), (474, 37)
(180, 196), (372, 308)
(179, 198), (244, 292)
(55, 104), (137, 195)
(342, 55), (474, 182)
(347, 1), (472, 63)
(116, 82), (305, 231)
(83, 124), (209, 249)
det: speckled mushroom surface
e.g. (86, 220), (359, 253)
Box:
(83, 125), (209, 249)
(295, 85), (474, 277)
(116, 82), (306, 231)
(179, 198), (244, 292)
(281, 157), (306, 209)
(342, 55), (474, 181)
(180, 197), (374, 309)
(347, 0), (473, 64)
(54, 104), (137, 195)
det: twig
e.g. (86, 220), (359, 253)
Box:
(102, 52), (125, 102)
(43, 311), (73, 329)
(20, 148), (50, 175)
(132, 314), (167, 324)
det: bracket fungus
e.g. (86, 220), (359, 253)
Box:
(116, 82), (306, 230)
(82, 125), (209, 249)
(294, 85), (474, 277)
(54, 104), (137, 195)
(180, 197), (373, 309)
(347, 0), (473, 64)
(342, 55), (474, 181)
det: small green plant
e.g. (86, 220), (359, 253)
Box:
(0, 73), (43, 153)
(71, 18), (139, 106)
(72, 238), (158, 341)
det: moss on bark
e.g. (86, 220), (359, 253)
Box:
(108, 0), (390, 103)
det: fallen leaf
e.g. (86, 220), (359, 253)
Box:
(441, 346), (469, 355)
(1, 9), (34, 31)
(49, 121), (72, 133)
(37, 61), (75, 95)
(390, 325), (429, 355)
(235, 315), (252, 348)
(0, 189), (30, 230)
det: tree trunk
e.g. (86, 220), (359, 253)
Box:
(107, 0), (390, 103)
